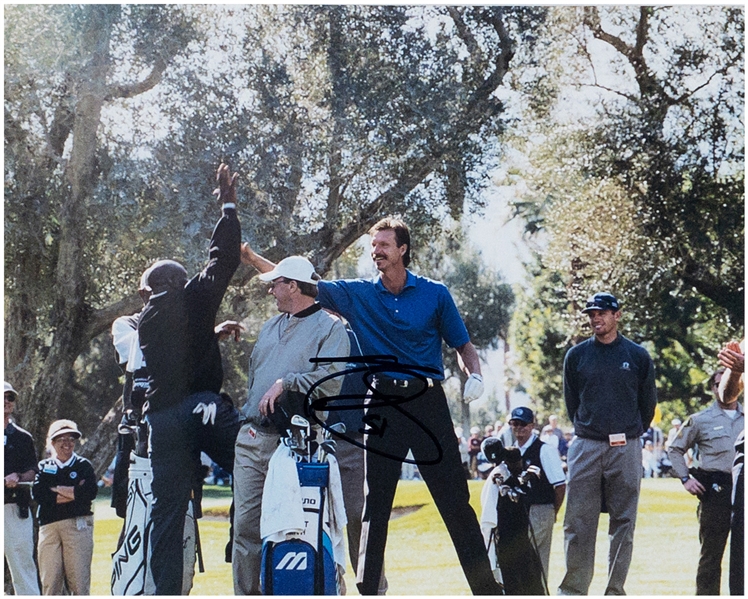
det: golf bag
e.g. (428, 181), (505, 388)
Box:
(111, 421), (201, 596)
(260, 415), (346, 595)
(480, 438), (546, 595)
(261, 462), (338, 595)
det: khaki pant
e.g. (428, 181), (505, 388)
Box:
(4, 503), (40, 595)
(37, 515), (94, 595)
(232, 426), (279, 595)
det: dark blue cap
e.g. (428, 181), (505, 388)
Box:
(581, 292), (620, 314)
(510, 406), (534, 424)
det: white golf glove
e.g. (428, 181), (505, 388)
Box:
(463, 373), (484, 403)
(193, 402), (217, 426)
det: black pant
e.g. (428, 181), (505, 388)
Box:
(146, 391), (240, 595)
(696, 487), (732, 595)
(730, 468), (744, 596)
(356, 380), (500, 595)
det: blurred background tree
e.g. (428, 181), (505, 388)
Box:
(506, 5), (744, 424)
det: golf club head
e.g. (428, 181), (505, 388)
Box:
(291, 414), (310, 429)
(320, 440), (337, 455)
(326, 422), (346, 439)
(118, 423), (137, 435)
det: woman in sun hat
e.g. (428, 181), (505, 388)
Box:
(32, 420), (98, 595)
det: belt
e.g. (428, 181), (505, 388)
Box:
(374, 375), (435, 389)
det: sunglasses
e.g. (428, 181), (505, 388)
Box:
(269, 278), (292, 290)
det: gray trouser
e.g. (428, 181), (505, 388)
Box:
(529, 502), (556, 583)
(559, 437), (641, 596)
(232, 426), (279, 595)
(5, 503), (40, 595)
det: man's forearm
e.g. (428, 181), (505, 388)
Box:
(456, 341), (481, 376)
(241, 243), (275, 274)
(719, 368), (743, 404)
(667, 448), (690, 479)
(18, 469), (36, 483)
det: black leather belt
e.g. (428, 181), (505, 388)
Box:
(374, 375), (435, 389)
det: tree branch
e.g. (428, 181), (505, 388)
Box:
(682, 258), (744, 322)
(105, 56), (167, 100)
(84, 293), (143, 342)
(447, 7), (482, 66)
(583, 6), (672, 105)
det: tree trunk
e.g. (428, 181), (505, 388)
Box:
(24, 5), (117, 453)
(79, 397), (124, 478)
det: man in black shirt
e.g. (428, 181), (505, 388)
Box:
(559, 292), (657, 596)
(138, 164), (243, 595)
(4, 381), (41, 595)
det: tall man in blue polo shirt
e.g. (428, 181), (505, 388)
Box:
(241, 217), (499, 595)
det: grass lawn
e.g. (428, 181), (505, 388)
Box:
(91, 477), (728, 595)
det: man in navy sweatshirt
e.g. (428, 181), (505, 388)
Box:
(558, 292), (657, 596)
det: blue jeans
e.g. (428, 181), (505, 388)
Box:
(146, 391), (240, 595)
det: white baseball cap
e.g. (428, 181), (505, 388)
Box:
(4, 382), (18, 400)
(259, 256), (319, 285)
(47, 419), (82, 441)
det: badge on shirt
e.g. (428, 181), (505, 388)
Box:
(609, 433), (627, 447)
(43, 463), (58, 474)
(69, 471), (78, 480)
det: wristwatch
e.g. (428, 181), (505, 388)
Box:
(680, 476), (691, 484)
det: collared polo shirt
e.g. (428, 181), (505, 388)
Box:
(317, 271), (470, 379)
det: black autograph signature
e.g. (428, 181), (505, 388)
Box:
(303, 355), (444, 466)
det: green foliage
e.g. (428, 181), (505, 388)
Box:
(510, 265), (570, 418)
(506, 6), (744, 422)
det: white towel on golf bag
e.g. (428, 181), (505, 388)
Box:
(326, 455), (347, 570)
(260, 444), (306, 542)
(479, 464), (509, 571)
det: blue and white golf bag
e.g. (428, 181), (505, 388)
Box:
(260, 443), (346, 595)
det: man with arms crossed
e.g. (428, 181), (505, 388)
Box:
(232, 256), (349, 594)
(242, 217), (499, 595)
(559, 292), (657, 596)
(668, 359), (743, 594)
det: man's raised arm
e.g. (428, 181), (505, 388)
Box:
(240, 243), (275, 274)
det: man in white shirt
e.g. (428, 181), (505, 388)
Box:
(508, 406), (566, 581)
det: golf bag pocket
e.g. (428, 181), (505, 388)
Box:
(262, 539), (317, 595)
